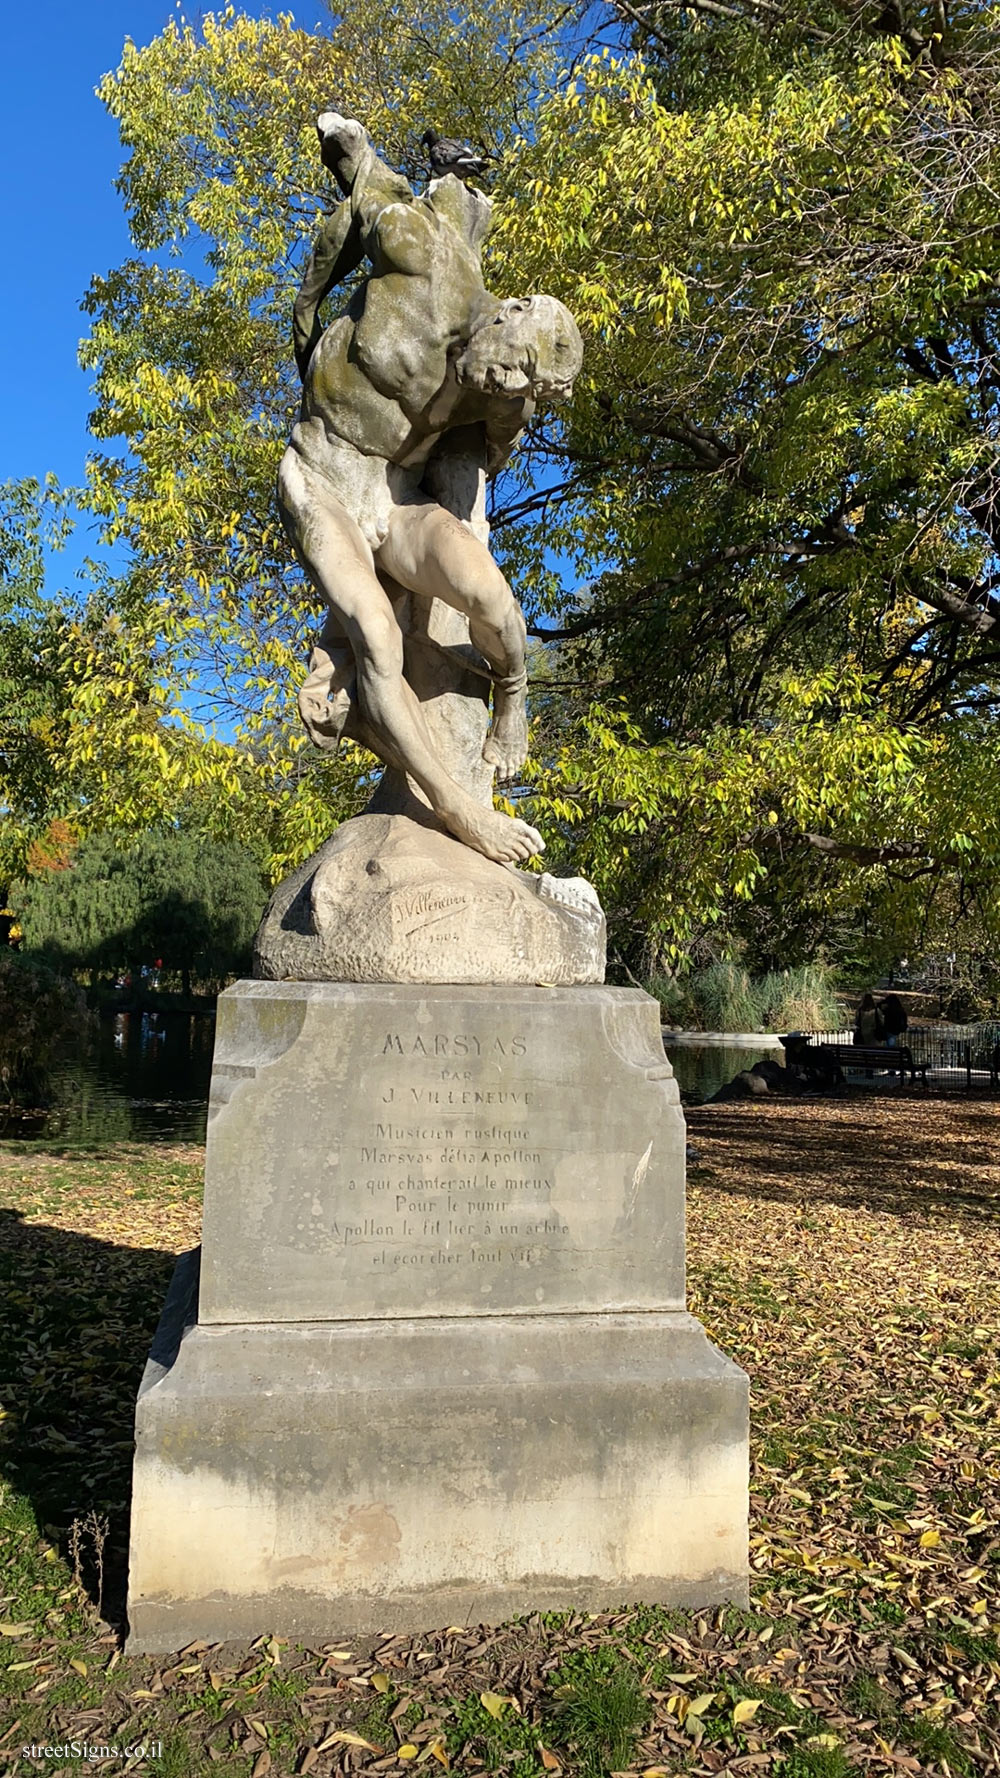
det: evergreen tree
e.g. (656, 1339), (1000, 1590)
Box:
(16, 830), (267, 994)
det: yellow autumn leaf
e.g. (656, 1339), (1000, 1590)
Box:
(733, 1698), (761, 1724)
(397, 1746), (418, 1761)
(316, 1730), (381, 1753)
(686, 1694), (717, 1717)
(480, 1691), (514, 1718)
(70, 1658), (88, 1677)
(808, 1735), (841, 1749)
(920, 1529), (941, 1547)
(371, 1670), (392, 1693)
(0, 1623), (33, 1637)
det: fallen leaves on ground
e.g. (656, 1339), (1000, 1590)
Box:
(0, 1098), (997, 1776)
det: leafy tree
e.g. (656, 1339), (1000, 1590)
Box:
(0, 478), (78, 881)
(15, 829), (267, 995)
(18, 0), (1000, 974)
(489, 0), (1000, 966)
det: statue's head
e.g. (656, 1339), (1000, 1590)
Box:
(455, 295), (583, 404)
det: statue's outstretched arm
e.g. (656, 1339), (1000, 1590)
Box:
(317, 111), (413, 225)
(292, 200), (364, 381)
(316, 111), (428, 275)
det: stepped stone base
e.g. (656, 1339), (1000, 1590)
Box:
(128, 1252), (748, 1650)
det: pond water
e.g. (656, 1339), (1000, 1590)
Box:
(664, 1040), (784, 1105)
(0, 1018), (780, 1147)
(0, 1011), (216, 1146)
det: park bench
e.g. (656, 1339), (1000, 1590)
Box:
(807, 1039), (928, 1090)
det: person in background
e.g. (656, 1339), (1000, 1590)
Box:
(854, 993), (884, 1046)
(881, 993), (909, 1048)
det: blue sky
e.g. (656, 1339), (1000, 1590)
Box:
(1, 2), (592, 608)
(0, 1), (299, 583)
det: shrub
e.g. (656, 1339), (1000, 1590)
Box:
(645, 972), (694, 1027)
(689, 962), (767, 1032)
(645, 962), (842, 1032)
(757, 965), (842, 1033)
(0, 951), (95, 1108)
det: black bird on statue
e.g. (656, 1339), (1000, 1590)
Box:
(421, 128), (495, 182)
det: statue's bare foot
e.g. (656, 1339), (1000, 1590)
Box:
(482, 697), (528, 784)
(442, 801), (544, 864)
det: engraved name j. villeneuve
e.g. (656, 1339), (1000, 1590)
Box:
(381, 1032), (526, 1055)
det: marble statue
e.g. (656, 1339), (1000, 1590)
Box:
(255, 113), (605, 984)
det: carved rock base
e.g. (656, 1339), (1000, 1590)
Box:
(253, 813), (606, 985)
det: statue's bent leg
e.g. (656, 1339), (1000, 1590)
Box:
(277, 451), (544, 865)
(378, 502), (529, 783)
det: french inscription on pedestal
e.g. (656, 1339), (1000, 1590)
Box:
(296, 1022), (571, 1279)
(198, 983), (686, 1323)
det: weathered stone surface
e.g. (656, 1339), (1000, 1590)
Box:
(253, 814), (605, 985)
(128, 1251), (749, 1651)
(198, 983), (684, 1324)
(129, 982), (750, 1649)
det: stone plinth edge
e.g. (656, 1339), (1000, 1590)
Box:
(128, 1280), (749, 1651)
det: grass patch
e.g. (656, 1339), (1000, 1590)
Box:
(905, 1713), (976, 1775)
(448, 1693), (540, 1772)
(544, 1646), (649, 1778)
(773, 1749), (852, 1778)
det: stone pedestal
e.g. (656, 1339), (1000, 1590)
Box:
(128, 984), (749, 1650)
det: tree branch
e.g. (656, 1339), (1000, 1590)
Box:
(801, 833), (952, 867)
(525, 541), (764, 640)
